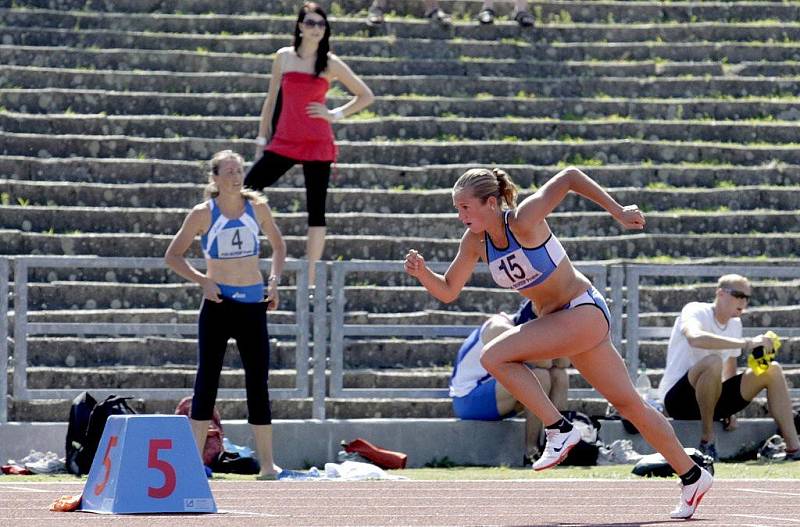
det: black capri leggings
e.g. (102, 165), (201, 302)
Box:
(245, 150), (331, 227)
(191, 298), (272, 425)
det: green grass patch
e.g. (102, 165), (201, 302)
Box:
(393, 462), (800, 480)
(348, 110), (379, 120)
(645, 181), (676, 190)
(3, 462), (797, 483)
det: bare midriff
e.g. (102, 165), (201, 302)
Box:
(518, 258), (592, 315)
(206, 255), (263, 285)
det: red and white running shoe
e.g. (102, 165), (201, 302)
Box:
(532, 426), (581, 471)
(670, 467), (713, 519)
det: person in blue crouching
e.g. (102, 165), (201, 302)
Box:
(450, 300), (570, 461)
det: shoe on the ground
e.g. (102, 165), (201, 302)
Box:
(425, 7), (452, 28)
(532, 426), (581, 471)
(698, 440), (719, 462)
(513, 10), (535, 28)
(670, 467), (713, 519)
(477, 8), (494, 24)
(757, 434), (787, 462)
(611, 439), (644, 464)
(786, 448), (800, 461)
(366, 2), (384, 26)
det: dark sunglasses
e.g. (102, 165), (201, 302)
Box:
(302, 19), (326, 28)
(722, 287), (750, 301)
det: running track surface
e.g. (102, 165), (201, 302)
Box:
(2, 479), (799, 526)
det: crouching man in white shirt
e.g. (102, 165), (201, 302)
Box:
(658, 274), (800, 461)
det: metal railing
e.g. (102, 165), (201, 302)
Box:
(327, 260), (611, 405)
(2, 257), (798, 423)
(8, 256), (313, 416)
(0, 258), (8, 423)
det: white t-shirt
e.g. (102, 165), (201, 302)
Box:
(657, 302), (743, 400)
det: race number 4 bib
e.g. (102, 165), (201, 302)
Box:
(216, 227), (256, 258)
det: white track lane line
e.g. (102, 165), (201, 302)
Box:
(731, 514), (800, 524)
(734, 487), (800, 497)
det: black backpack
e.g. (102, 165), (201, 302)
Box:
(632, 447), (714, 477)
(560, 410), (603, 466)
(65, 392), (137, 475)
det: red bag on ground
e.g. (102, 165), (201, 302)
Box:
(175, 396), (223, 466)
(342, 438), (407, 469)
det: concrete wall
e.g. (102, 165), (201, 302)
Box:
(0, 418), (779, 468)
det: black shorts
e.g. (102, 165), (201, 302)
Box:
(664, 372), (749, 420)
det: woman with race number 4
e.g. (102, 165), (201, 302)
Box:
(404, 166), (712, 519)
(165, 150), (286, 480)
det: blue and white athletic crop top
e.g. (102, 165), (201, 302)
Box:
(485, 210), (567, 290)
(200, 199), (261, 260)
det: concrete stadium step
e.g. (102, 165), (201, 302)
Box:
(5, 39), (800, 66)
(14, 292), (798, 333)
(3, 156), (799, 189)
(7, 393), (779, 422)
(18, 333), (800, 371)
(6, 134), (800, 166)
(9, 262), (545, 289)
(634, 287), (800, 314)
(21, 335), (301, 370)
(18, 366), (453, 390)
(15, 365), (800, 392)
(5, 65), (800, 98)
(1, 45), (742, 78)
(5, 0), (799, 24)
(6, 90), (800, 122)
(20, 334), (466, 369)
(23, 180), (800, 212)
(8, 42), (797, 78)
(5, 178), (799, 216)
(10, 25), (800, 60)
(640, 307), (800, 329)
(7, 113), (800, 146)
(0, 8), (536, 42)
(4, 206), (799, 240)
(3, 396), (454, 421)
(13, 282), (539, 313)
(4, 230), (799, 259)
(14, 280), (800, 320)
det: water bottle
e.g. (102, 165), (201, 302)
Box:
(635, 365), (652, 399)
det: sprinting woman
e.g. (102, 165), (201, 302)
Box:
(404, 166), (712, 519)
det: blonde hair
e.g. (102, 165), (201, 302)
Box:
(717, 274), (750, 290)
(204, 150), (267, 204)
(453, 168), (518, 209)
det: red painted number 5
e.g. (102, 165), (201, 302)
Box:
(147, 439), (176, 499)
(94, 435), (118, 496)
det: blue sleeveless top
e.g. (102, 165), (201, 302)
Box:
(485, 210), (566, 290)
(200, 199), (260, 260)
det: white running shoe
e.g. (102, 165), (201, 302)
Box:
(670, 467), (713, 519)
(532, 426), (581, 471)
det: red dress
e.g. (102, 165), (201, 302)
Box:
(266, 71), (337, 162)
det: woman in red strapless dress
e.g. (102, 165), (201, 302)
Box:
(246, 2), (374, 284)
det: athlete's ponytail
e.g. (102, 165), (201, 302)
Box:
(453, 168), (518, 209)
(492, 168), (518, 209)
